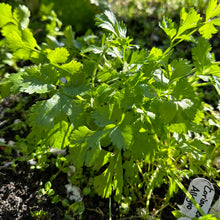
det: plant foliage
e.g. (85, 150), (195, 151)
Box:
(0, 2), (220, 219)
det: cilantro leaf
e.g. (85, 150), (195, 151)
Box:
(211, 75), (220, 95)
(129, 49), (148, 64)
(172, 78), (195, 100)
(159, 17), (177, 40)
(199, 18), (220, 39)
(47, 47), (70, 64)
(132, 132), (157, 162)
(206, 0), (220, 21)
(109, 123), (133, 150)
(20, 66), (56, 94)
(109, 126), (126, 149)
(151, 99), (177, 123)
(59, 60), (83, 75)
(170, 59), (192, 81)
(92, 111), (114, 127)
(174, 99), (198, 122)
(84, 131), (107, 166)
(192, 37), (212, 73)
(43, 121), (71, 148)
(13, 4), (30, 29)
(176, 8), (201, 38)
(52, 59), (84, 86)
(70, 126), (93, 145)
(1, 24), (37, 59)
(94, 151), (123, 198)
(29, 94), (65, 129)
(0, 73), (22, 97)
(0, 3), (14, 27)
(70, 127), (108, 166)
(95, 10), (127, 38)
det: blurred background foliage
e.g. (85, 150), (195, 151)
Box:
(0, 0), (210, 32)
(0, 0), (212, 49)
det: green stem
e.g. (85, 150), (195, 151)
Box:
(212, 61), (220, 65)
(145, 166), (162, 219)
(60, 89), (85, 101)
(169, 171), (206, 217)
(92, 46), (108, 88)
(192, 82), (213, 87)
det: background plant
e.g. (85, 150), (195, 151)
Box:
(0, 1), (220, 219)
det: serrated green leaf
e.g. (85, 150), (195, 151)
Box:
(206, 0), (220, 21)
(109, 126), (126, 149)
(129, 49), (148, 64)
(0, 73), (22, 97)
(63, 25), (75, 48)
(199, 18), (220, 39)
(13, 4), (30, 29)
(94, 151), (123, 198)
(20, 66), (56, 94)
(84, 130), (107, 166)
(152, 69), (169, 91)
(171, 59), (192, 81)
(28, 119), (71, 149)
(172, 78), (195, 100)
(176, 98), (193, 110)
(81, 45), (104, 54)
(107, 46), (123, 59)
(62, 84), (88, 97)
(97, 69), (114, 82)
(148, 47), (163, 61)
(92, 111), (114, 127)
(132, 132), (157, 162)
(151, 99), (177, 123)
(211, 75), (220, 95)
(192, 37), (212, 73)
(60, 60), (83, 74)
(168, 123), (187, 133)
(0, 3), (14, 27)
(29, 94), (65, 129)
(47, 47), (69, 64)
(208, 65), (220, 77)
(56, 60), (84, 86)
(174, 99), (198, 122)
(139, 84), (158, 99)
(1, 24), (37, 59)
(60, 95), (84, 128)
(177, 8), (201, 38)
(95, 10), (126, 38)
(108, 120), (132, 150)
(193, 109), (205, 125)
(70, 127), (108, 166)
(120, 124), (133, 148)
(70, 126), (94, 145)
(45, 121), (71, 148)
(92, 150), (113, 171)
(159, 17), (177, 40)
(41, 65), (60, 84)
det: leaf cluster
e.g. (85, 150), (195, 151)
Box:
(0, 2), (220, 219)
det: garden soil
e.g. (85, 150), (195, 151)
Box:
(0, 160), (183, 220)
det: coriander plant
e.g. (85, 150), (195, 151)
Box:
(0, 1), (220, 218)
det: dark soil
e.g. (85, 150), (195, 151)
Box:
(1, 160), (218, 220)
(0, 156), (195, 220)
(0, 161), (65, 219)
(0, 159), (122, 220)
